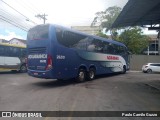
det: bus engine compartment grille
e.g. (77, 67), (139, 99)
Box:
(28, 47), (47, 53)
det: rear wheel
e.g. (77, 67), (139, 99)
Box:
(122, 66), (126, 74)
(20, 64), (27, 73)
(87, 68), (96, 80)
(147, 69), (152, 73)
(76, 69), (86, 82)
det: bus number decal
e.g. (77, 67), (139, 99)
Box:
(57, 55), (65, 60)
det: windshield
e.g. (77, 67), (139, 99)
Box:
(27, 24), (49, 40)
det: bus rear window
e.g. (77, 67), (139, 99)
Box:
(27, 25), (49, 40)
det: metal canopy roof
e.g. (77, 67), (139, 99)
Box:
(111, 0), (160, 28)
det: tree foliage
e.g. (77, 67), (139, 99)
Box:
(92, 6), (150, 54)
(91, 6), (121, 32)
(118, 27), (150, 54)
(96, 32), (109, 39)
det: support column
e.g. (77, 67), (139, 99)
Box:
(158, 31), (160, 55)
(158, 38), (160, 55)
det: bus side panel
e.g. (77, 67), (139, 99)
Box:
(54, 45), (79, 79)
(76, 51), (126, 74)
(54, 45), (123, 79)
(4, 57), (21, 70)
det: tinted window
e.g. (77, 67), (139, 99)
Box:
(87, 39), (104, 53)
(27, 24), (49, 40)
(56, 28), (88, 49)
(150, 64), (159, 66)
(116, 46), (126, 55)
(0, 45), (26, 57)
(21, 48), (27, 57)
(74, 37), (92, 50)
(0, 45), (5, 56)
(102, 42), (110, 53)
(6, 47), (20, 57)
(56, 27), (127, 54)
(107, 43), (115, 54)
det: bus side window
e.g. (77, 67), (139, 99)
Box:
(88, 39), (103, 53)
(103, 44), (109, 53)
(21, 49), (26, 57)
(8, 47), (20, 57)
(87, 44), (96, 52)
(108, 43), (115, 54)
(74, 37), (91, 50)
(119, 46), (125, 55)
(113, 45), (119, 55)
(0, 45), (5, 56)
(56, 28), (63, 44)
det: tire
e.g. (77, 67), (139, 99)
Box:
(147, 69), (152, 74)
(76, 69), (86, 82)
(87, 68), (96, 80)
(20, 64), (27, 73)
(122, 66), (126, 74)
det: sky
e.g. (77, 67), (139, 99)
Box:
(0, 0), (157, 40)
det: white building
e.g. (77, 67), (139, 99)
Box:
(8, 38), (26, 47)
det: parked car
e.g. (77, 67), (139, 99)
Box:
(142, 63), (160, 73)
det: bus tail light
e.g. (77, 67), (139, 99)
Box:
(46, 55), (52, 70)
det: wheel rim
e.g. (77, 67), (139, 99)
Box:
(79, 71), (85, 82)
(89, 71), (95, 79)
(147, 69), (152, 73)
(21, 65), (27, 72)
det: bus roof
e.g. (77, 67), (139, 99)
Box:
(0, 43), (26, 48)
(31, 24), (127, 48)
(51, 24), (126, 47)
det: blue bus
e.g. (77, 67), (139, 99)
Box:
(27, 24), (130, 82)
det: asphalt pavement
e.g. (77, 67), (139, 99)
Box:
(0, 71), (160, 120)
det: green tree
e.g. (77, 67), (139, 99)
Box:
(91, 6), (121, 32)
(91, 6), (121, 39)
(96, 32), (109, 38)
(118, 27), (150, 54)
(92, 6), (149, 54)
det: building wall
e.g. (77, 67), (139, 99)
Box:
(130, 55), (160, 71)
(9, 39), (26, 47)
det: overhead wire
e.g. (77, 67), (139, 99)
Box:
(0, 0), (37, 25)
(0, 0), (47, 32)
(17, 0), (43, 15)
(0, 8), (32, 30)
(0, 15), (28, 31)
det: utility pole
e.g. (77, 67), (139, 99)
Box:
(35, 13), (48, 24)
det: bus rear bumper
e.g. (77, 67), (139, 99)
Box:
(28, 70), (55, 79)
